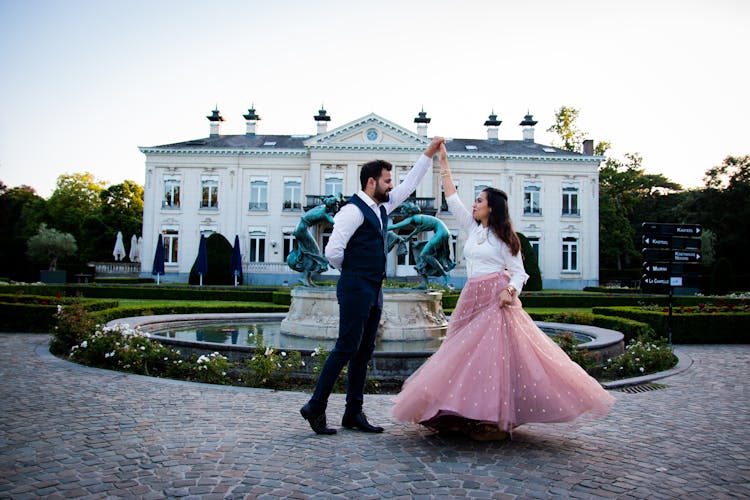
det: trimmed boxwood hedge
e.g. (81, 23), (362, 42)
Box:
(592, 306), (750, 344)
(526, 311), (655, 344)
(90, 303), (288, 324)
(5, 284), (276, 302)
(0, 298), (120, 332)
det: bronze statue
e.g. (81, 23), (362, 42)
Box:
(388, 202), (455, 288)
(286, 194), (342, 286)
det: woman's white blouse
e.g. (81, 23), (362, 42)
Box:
(446, 193), (529, 292)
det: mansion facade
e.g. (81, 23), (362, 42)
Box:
(139, 108), (602, 289)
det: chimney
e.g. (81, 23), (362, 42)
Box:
(243, 105), (261, 136)
(413, 107), (431, 137)
(582, 139), (594, 155)
(519, 112), (538, 143)
(314, 106), (331, 135)
(484, 111), (502, 141)
(206, 108), (224, 137)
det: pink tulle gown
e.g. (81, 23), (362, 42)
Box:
(392, 272), (615, 435)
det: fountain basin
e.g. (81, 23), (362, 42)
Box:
(107, 313), (624, 380)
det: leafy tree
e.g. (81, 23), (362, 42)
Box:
(26, 223), (78, 271)
(0, 184), (48, 280)
(46, 173), (105, 230)
(675, 155), (750, 287)
(599, 153), (681, 270)
(547, 106), (585, 152)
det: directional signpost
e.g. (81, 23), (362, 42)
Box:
(641, 223), (702, 343)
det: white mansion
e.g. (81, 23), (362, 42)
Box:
(139, 107), (602, 289)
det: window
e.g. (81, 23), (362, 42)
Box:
(249, 231), (266, 262)
(163, 176), (180, 208)
(528, 236), (540, 259)
(562, 237), (578, 271)
(162, 228), (179, 264)
(201, 175), (219, 209)
(324, 175), (343, 197)
(249, 179), (268, 210)
(474, 181), (491, 201)
(562, 185), (580, 216)
(524, 184), (542, 215)
(283, 230), (295, 261)
(440, 183), (458, 211)
(283, 178), (302, 210)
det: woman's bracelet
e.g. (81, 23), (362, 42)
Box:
(505, 286), (515, 296)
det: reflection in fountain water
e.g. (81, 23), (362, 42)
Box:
(150, 320), (592, 353)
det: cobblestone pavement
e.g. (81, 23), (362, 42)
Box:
(0, 334), (748, 499)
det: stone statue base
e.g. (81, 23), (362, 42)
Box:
(281, 286), (448, 341)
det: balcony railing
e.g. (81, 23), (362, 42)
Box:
(561, 209), (581, 216)
(88, 261), (141, 276)
(249, 202), (268, 211)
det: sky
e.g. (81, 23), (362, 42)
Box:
(1, 0), (748, 198)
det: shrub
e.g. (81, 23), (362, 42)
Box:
(552, 331), (597, 372)
(517, 232), (542, 291)
(69, 323), (182, 377)
(50, 300), (96, 354)
(240, 334), (305, 389)
(600, 336), (677, 380)
(592, 306), (750, 343)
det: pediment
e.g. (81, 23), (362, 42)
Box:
(304, 113), (429, 150)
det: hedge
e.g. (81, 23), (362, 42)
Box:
(592, 306), (750, 344)
(90, 303), (288, 325)
(5, 285), (276, 302)
(526, 311), (655, 344)
(0, 299), (120, 332)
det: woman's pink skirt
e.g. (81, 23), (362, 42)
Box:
(391, 272), (615, 433)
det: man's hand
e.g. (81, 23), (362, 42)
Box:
(424, 136), (445, 158)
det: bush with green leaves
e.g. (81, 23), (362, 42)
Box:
(552, 331), (597, 373)
(600, 336), (677, 380)
(50, 300), (96, 354)
(240, 332), (305, 388)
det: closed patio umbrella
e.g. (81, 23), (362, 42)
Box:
(230, 234), (242, 287)
(113, 231), (126, 261)
(129, 234), (140, 262)
(196, 234), (208, 286)
(152, 234), (165, 285)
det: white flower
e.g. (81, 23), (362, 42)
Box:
(264, 347), (274, 356)
(301, 361), (306, 367)
(281, 351), (287, 357)
(639, 367), (645, 372)
(80, 341), (88, 348)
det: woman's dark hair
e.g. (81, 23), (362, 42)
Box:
(482, 187), (521, 256)
(360, 160), (392, 190)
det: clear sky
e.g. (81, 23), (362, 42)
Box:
(1, 0), (748, 198)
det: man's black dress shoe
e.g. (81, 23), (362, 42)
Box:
(341, 412), (384, 433)
(300, 404), (337, 435)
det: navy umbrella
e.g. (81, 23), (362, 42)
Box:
(230, 234), (242, 287)
(152, 233), (165, 285)
(196, 234), (208, 286)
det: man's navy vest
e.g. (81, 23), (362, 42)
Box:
(341, 194), (388, 283)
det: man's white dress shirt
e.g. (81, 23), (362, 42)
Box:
(325, 154), (433, 271)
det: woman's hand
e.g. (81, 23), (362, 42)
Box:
(499, 285), (516, 307)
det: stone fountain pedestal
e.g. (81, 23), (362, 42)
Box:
(280, 286), (448, 341)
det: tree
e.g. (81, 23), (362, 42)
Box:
(547, 106), (585, 152)
(46, 172), (105, 238)
(26, 223), (78, 271)
(599, 153), (681, 270)
(0, 184), (48, 280)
